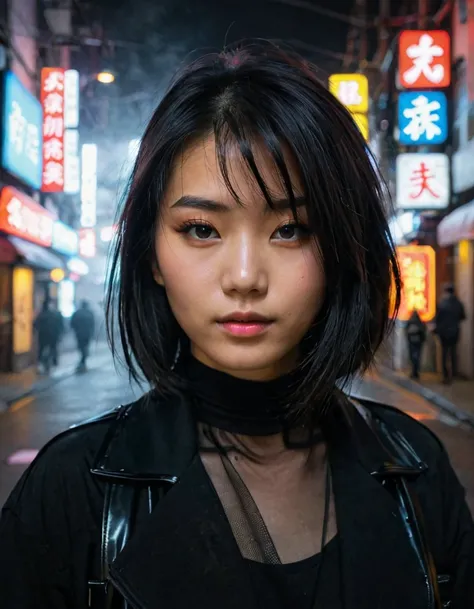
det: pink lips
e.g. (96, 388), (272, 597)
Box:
(219, 321), (272, 337)
(217, 312), (274, 337)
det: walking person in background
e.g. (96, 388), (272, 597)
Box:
(405, 309), (426, 380)
(50, 306), (64, 367)
(71, 300), (95, 373)
(34, 301), (63, 373)
(434, 284), (466, 384)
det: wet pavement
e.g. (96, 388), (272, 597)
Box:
(1, 354), (473, 513)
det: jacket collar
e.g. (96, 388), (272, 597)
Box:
(92, 391), (430, 609)
(90, 391), (198, 483)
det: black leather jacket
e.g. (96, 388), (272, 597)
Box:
(1, 391), (473, 609)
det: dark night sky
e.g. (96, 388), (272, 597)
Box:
(81, 0), (378, 152)
(95, 0), (358, 79)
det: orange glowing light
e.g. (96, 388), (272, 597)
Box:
(396, 245), (436, 323)
(50, 268), (65, 283)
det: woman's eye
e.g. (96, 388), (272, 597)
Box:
(272, 224), (306, 241)
(185, 224), (219, 240)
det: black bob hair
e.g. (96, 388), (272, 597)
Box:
(106, 41), (401, 416)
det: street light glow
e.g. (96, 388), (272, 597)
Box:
(96, 70), (115, 84)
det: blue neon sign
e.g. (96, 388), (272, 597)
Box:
(2, 72), (43, 189)
(398, 91), (448, 146)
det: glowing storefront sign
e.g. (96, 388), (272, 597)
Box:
(67, 257), (89, 275)
(397, 245), (436, 322)
(399, 31), (451, 89)
(398, 91), (448, 145)
(13, 266), (34, 354)
(41, 67), (65, 192)
(1, 71), (43, 189)
(64, 129), (80, 194)
(58, 279), (76, 318)
(64, 69), (79, 129)
(396, 153), (450, 209)
(329, 73), (369, 113)
(63, 70), (80, 194)
(0, 186), (54, 247)
(79, 228), (96, 258)
(80, 144), (97, 228)
(52, 220), (78, 256)
(100, 225), (117, 243)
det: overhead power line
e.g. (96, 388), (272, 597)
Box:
(268, 0), (368, 27)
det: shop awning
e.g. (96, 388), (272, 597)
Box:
(7, 236), (65, 270)
(437, 200), (474, 247)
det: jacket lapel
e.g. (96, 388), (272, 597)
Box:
(109, 454), (259, 609)
(328, 402), (431, 609)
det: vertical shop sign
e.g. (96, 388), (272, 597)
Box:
(399, 31), (451, 89)
(329, 73), (369, 141)
(398, 91), (448, 145)
(329, 74), (369, 113)
(80, 144), (97, 227)
(63, 70), (80, 193)
(396, 153), (450, 209)
(64, 70), (79, 128)
(396, 246), (436, 322)
(64, 129), (81, 194)
(12, 267), (34, 354)
(1, 72), (43, 189)
(41, 68), (65, 192)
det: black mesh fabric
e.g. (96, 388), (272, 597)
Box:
(198, 423), (331, 568)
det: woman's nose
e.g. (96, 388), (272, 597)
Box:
(220, 235), (269, 296)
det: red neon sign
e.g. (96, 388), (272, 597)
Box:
(399, 31), (451, 89)
(0, 186), (54, 247)
(41, 68), (65, 192)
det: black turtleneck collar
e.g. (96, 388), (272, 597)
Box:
(177, 354), (305, 436)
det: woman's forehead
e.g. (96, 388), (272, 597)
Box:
(164, 135), (302, 207)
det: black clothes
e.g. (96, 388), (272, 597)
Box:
(441, 339), (458, 383)
(182, 354), (304, 435)
(405, 313), (426, 379)
(71, 306), (95, 369)
(435, 294), (465, 382)
(35, 309), (64, 371)
(1, 368), (474, 608)
(408, 343), (422, 378)
(246, 535), (340, 609)
(435, 294), (466, 343)
(71, 307), (95, 342)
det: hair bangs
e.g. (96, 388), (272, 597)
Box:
(212, 113), (302, 222)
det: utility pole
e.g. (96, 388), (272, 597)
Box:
(418, 0), (429, 29)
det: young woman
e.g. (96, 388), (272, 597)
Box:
(1, 42), (473, 609)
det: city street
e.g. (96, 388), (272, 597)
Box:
(1, 353), (473, 512)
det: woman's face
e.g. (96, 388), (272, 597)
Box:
(154, 136), (325, 380)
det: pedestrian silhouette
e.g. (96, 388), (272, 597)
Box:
(34, 300), (64, 374)
(71, 300), (95, 373)
(405, 310), (426, 380)
(434, 284), (466, 384)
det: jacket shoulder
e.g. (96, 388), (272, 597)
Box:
(3, 394), (150, 514)
(354, 397), (444, 461)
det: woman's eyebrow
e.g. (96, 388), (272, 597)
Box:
(170, 195), (306, 212)
(170, 196), (230, 212)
